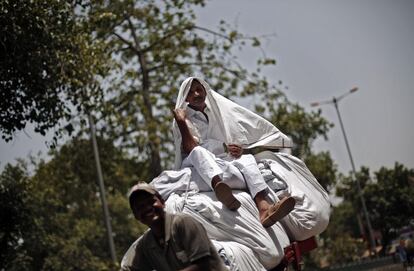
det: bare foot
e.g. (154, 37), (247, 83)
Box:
(214, 182), (241, 211)
(254, 190), (272, 220)
(257, 200), (272, 222)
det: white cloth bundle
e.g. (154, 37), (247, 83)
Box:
(212, 240), (267, 271)
(255, 151), (331, 241)
(164, 191), (290, 270)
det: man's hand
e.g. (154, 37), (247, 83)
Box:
(227, 144), (243, 158)
(172, 108), (187, 123)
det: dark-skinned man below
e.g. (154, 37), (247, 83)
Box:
(121, 182), (227, 271)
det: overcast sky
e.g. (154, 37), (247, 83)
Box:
(1, 0), (413, 175)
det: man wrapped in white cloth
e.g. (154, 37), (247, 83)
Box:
(173, 108), (295, 228)
(172, 76), (331, 241)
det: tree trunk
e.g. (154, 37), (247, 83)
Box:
(127, 17), (162, 177)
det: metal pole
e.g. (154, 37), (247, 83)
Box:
(88, 114), (117, 263)
(333, 99), (377, 256)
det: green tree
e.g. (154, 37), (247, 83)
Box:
(336, 167), (371, 204)
(316, 167), (376, 265)
(258, 97), (332, 158)
(326, 163), (414, 262)
(324, 202), (366, 264)
(326, 233), (366, 264)
(335, 167), (371, 238)
(0, 0), (108, 142)
(0, 162), (34, 270)
(303, 151), (337, 191)
(0, 138), (145, 270)
(364, 163), (414, 253)
(328, 201), (364, 239)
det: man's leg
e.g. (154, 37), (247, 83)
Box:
(232, 154), (295, 227)
(173, 109), (240, 210)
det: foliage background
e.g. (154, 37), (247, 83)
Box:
(1, 0), (413, 270)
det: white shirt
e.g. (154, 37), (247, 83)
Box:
(186, 104), (226, 157)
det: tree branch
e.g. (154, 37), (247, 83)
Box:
(142, 25), (193, 53)
(126, 17), (142, 53)
(193, 25), (231, 40)
(126, 16), (162, 176)
(148, 61), (209, 73)
(112, 32), (141, 55)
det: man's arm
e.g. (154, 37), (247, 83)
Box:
(173, 108), (199, 154)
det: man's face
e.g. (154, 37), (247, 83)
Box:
(185, 80), (206, 111)
(132, 193), (165, 227)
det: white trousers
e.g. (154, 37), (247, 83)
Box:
(182, 146), (268, 198)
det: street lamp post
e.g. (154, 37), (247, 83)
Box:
(88, 114), (117, 263)
(311, 87), (377, 257)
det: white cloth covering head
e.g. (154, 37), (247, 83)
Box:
(173, 76), (292, 169)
